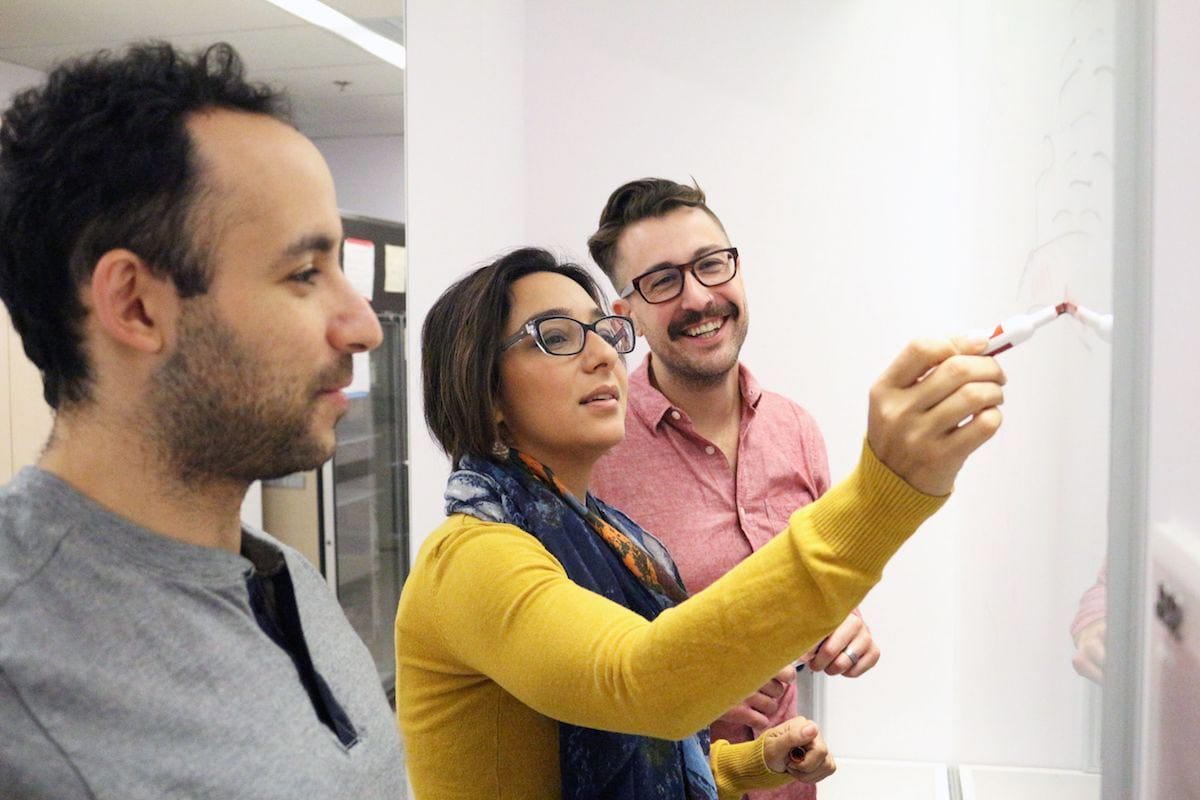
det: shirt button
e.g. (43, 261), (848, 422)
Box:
(704, 445), (715, 455)
(671, 410), (681, 420)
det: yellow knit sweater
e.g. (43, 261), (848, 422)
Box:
(395, 444), (945, 799)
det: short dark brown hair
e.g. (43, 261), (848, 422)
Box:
(586, 177), (726, 286)
(422, 247), (608, 466)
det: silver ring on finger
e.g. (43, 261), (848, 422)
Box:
(842, 645), (860, 666)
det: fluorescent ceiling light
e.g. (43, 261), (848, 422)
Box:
(262, 0), (406, 69)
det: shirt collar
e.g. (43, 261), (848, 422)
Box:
(738, 362), (763, 409)
(626, 354), (762, 431)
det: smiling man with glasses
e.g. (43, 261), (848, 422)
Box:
(587, 178), (877, 800)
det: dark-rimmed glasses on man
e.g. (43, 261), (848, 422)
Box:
(618, 247), (739, 304)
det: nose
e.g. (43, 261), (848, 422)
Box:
(580, 327), (619, 369)
(329, 282), (384, 353)
(676, 267), (715, 310)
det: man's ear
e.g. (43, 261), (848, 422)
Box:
(87, 249), (179, 354)
(612, 297), (643, 336)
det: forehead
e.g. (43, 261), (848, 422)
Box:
(186, 109), (341, 262)
(614, 206), (729, 284)
(507, 272), (601, 326)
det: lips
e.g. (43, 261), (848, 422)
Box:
(580, 385), (620, 405)
(317, 380), (353, 398)
(668, 301), (739, 340)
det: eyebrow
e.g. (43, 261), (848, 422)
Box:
(639, 244), (728, 275)
(519, 305), (605, 328)
(279, 233), (340, 262)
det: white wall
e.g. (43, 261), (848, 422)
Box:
(949, 0), (1113, 770)
(0, 58), (43, 101)
(406, 1), (1115, 772)
(1147, 0), (1200, 542)
(405, 0), (527, 546)
(521, 0), (964, 762)
(1141, 0), (1200, 796)
(519, 0), (1112, 769)
(314, 134), (406, 223)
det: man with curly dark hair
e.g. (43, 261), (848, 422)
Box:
(0, 42), (403, 798)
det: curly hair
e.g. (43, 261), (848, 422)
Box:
(0, 41), (288, 409)
(422, 248), (608, 467)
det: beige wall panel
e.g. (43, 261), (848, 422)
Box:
(0, 308), (12, 483)
(7, 319), (52, 470)
(262, 470), (322, 570)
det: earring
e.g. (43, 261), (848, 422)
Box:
(492, 441), (510, 459)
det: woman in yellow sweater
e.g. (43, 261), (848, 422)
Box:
(397, 248), (1004, 799)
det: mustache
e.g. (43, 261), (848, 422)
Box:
(311, 356), (355, 394)
(667, 300), (740, 340)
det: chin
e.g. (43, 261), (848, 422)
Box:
(570, 431), (620, 460)
(283, 430), (338, 474)
(593, 428), (627, 457)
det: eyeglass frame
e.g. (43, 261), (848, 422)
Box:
(617, 246), (740, 304)
(499, 313), (636, 356)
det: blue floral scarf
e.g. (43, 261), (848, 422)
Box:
(445, 449), (719, 800)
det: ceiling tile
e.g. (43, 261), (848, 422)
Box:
(0, 0), (405, 138)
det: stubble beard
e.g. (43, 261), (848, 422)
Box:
(148, 304), (350, 486)
(656, 300), (748, 389)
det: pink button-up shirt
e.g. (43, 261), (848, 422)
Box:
(593, 356), (830, 800)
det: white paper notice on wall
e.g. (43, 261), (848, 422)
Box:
(343, 237), (376, 300)
(348, 351), (371, 395)
(385, 244), (407, 293)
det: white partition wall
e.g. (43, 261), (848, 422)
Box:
(1135, 0), (1200, 797)
(404, 0), (528, 548)
(518, 0), (1114, 773)
(402, 1), (1170, 795)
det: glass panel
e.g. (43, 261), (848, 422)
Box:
(332, 313), (408, 693)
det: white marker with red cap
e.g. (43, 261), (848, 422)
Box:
(982, 302), (1073, 355)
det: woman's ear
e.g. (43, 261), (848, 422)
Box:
(87, 249), (179, 354)
(491, 414), (513, 458)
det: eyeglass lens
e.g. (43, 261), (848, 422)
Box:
(638, 249), (736, 303)
(535, 316), (634, 355)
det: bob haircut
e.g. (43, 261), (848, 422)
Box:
(422, 247), (609, 467)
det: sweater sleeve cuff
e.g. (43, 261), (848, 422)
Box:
(710, 738), (793, 798)
(803, 438), (949, 577)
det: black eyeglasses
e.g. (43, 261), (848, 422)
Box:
(618, 247), (739, 304)
(499, 314), (635, 356)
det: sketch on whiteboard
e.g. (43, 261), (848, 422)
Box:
(1018, 0), (1115, 348)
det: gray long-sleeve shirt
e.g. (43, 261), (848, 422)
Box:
(0, 467), (404, 800)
